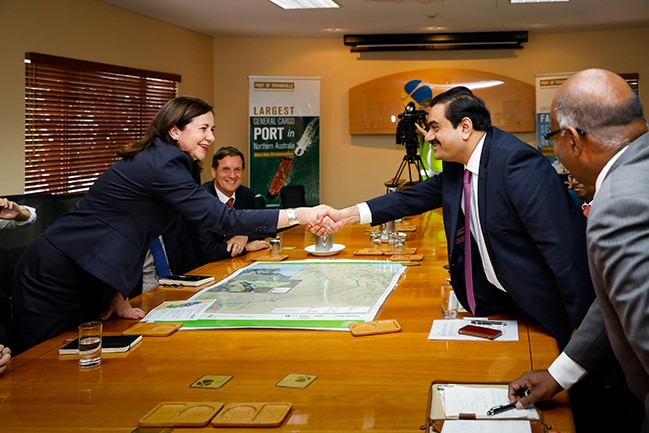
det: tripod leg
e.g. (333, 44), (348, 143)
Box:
(390, 157), (409, 188)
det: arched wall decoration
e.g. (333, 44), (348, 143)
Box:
(349, 68), (535, 135)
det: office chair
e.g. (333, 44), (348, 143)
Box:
(280, 185), (306, 208)
(254, 194), (267, 209)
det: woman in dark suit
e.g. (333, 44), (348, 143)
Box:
(11, 96), (334, 353)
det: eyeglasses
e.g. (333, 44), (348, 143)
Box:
(543, 127), (586, 141)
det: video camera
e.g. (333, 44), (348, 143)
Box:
(395, 102), (427, 155)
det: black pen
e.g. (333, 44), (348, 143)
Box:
(470, 320), (506, 326)
(487, 402), (516, 416)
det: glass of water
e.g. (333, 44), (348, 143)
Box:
(441, 280), (459, 319)
(78, 321), (102, 367)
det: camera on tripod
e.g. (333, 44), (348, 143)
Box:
(395, 101), (428, 154)
(389, 102), (428, 189)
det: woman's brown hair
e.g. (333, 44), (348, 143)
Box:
(118, 96), (213, 159)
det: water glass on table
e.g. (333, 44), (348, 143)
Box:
(440, 280), (458, 319)
(392, 232), (407, 255)
(369, 231), (382, 251)
(78, 321), (102, 367)
(269, 237), (282, 258)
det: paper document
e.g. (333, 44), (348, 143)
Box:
(438, 385), (539, 419)
(441, 420), (532, 433)
(142, 300), (215, 322)
(428, 318), (518, 341)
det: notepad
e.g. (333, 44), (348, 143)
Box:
(58, 335), (143, 355)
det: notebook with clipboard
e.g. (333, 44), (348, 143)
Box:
(422, 381), (548, 433)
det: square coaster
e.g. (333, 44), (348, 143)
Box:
(190, 374), (233, 389)
(276, 373), (318, 389)
(212, 402), (292, 427)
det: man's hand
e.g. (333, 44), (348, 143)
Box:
(508, 370), (563, 409)
(100, 292), (146, 321)
(0, 344), (11, 375)
(0, 198), (30, 222)
(245, 239), (270, 253)
(226, 235), (249, 257)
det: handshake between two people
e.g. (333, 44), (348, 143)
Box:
(299, 204), (361, 237)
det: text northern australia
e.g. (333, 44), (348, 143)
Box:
(253, 142), (295, 151)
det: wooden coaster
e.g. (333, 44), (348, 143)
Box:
(382, 247), (417, 256)
(389, 254), (424, 262)
(253, 254), (289, 261)
(395, 223), (417, 232)
(353, 248), (385, 256)
(350, 319), (401, 336)
(212, 402), (292, 427)
(139, 401), (224, 427)
(123, 322), (182, 337)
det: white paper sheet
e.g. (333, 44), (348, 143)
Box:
(428, 318), (518, 341)
(441, 420), (532, 433)
(439, 385), (538, 419)
(141, 300), (215, 322)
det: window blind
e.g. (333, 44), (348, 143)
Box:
(24, 53), (180, 194)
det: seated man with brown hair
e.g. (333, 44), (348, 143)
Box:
(163, 146), (269, 274)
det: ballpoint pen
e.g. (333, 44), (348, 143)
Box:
(470, 320), (506, 326)
(487, 388), (530, 416)
(487, 402), (516, 416)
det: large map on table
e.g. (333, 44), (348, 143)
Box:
(170, 260), (406, 330)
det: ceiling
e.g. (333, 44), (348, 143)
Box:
(103, 0), (649, 39)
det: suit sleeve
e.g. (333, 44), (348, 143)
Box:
(587, 176), (649, 379)
(366, 176), (443, 225)
(152, 154), (278, 237)
(563, 300), (612, 372)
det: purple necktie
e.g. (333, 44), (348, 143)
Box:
(463, 169), (476, 314)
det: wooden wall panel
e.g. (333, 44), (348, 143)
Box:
(349, 68), (535, 134)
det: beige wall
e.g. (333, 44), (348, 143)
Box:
(0, 0), (213, 195)
(1, 0), (647, 209)
(213, 28), (649, 208)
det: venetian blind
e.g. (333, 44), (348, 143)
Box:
(24, 53), (180, 194)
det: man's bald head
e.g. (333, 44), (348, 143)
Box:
(553, 69), (646, 151)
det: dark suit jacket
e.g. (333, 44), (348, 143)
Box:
(36, 138), (278, 296)
(367, 127), (595, 348)
(564, 131), (649, 412)
(164, 181), (264, 273)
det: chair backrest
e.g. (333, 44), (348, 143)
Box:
(254, 194), (267, 209)
(280, 185), (306, 208)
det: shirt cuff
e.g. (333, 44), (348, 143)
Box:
(15, 205), (37, 226)
(548, 352), (588, 390)
(356, 202), (372, 225)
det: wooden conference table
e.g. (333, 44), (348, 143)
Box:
(0, 210), (573, 432)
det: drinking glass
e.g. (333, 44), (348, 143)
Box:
(78, 321), (102, 367)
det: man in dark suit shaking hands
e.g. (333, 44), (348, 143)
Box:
(329, 87), (594, 349)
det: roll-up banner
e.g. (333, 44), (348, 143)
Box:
(248, 76), (321, 208)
